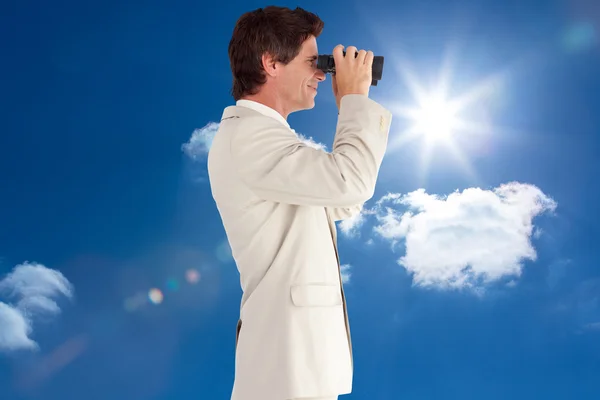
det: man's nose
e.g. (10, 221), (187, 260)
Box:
(315, 68), (326, 81)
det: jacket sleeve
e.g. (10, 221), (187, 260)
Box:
(230, 94), (392, 208)
(327, 204), (364, 221)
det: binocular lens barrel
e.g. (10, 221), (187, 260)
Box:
(316, 51), (384, 86)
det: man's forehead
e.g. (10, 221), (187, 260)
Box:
(303, 50), (318, 59)
(302, 37), (318, 56)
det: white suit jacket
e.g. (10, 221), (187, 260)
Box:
(207, 94), (392, 400)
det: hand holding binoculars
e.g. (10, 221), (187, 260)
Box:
(316, 51), (385, 86)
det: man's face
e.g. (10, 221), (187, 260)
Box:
(276, 35), (326, 114)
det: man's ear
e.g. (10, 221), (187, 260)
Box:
(261, 52), (278, 78)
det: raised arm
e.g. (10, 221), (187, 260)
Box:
(230, 94), (392, 208)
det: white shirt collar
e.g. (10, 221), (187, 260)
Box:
(236, 99), (291, 130)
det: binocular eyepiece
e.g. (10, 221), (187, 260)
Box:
(316, 51), (385, 86)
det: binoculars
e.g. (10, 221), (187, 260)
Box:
(317, 51), (385, 86)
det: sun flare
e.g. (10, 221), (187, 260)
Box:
(380, 49), (509, 186)
(413, 95), (459, 141)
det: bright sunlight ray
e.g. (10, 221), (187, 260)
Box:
(383, 48), (508, 185)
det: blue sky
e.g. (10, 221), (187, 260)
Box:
(1, 0), (599, 399)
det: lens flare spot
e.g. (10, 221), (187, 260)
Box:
(166, 278), (179, 291)
(562, 22), (596, 52)
(124, 292), (147, 312)
(148, 288), (164, 304)
(185, 269), (200, 284)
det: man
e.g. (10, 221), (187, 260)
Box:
(207, 6), (392, 400)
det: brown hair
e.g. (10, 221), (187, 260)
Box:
(228, 6), (324, 101)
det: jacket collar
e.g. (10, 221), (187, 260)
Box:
(221, 99), (291, 130)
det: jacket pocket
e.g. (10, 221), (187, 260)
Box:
(290, 283), (343, 307)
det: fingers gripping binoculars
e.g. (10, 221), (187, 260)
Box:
(317, 51), (385, 86)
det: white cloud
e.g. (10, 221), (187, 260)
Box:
(296, 132), (328, 151)
(0, 262), (73, 352)
(371, 182), (556, 291)
(338, 209), (367, 238)
(0, 302), (36, 351)
(340, 264), (352, 284)
(181, 122), (219, 160)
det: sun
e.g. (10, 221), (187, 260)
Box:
(380, 48), (509, 186)
(413, 95), (459, 142)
